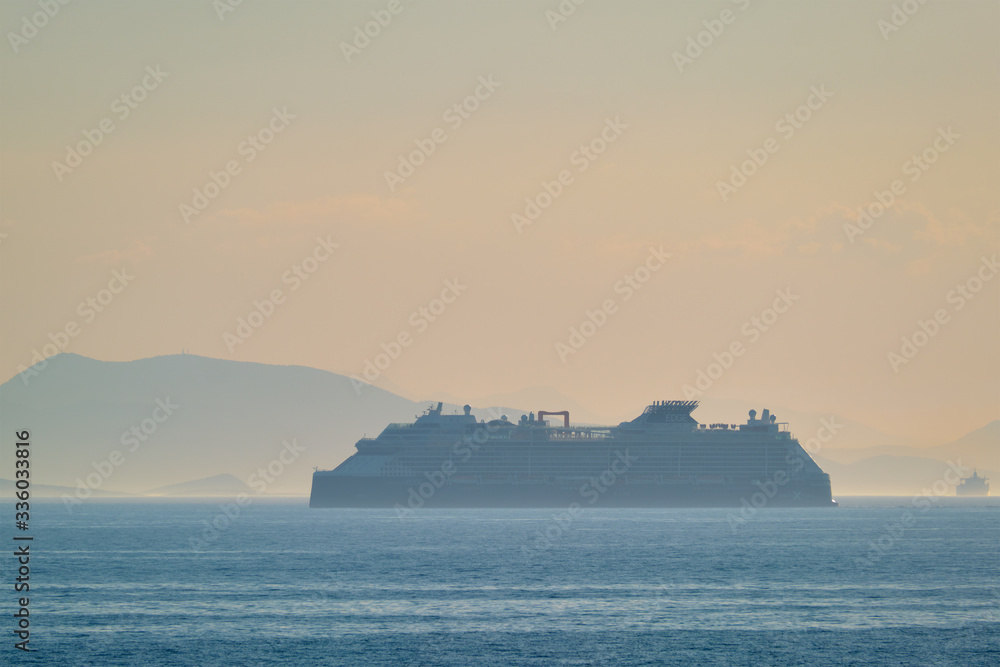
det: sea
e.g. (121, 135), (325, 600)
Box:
(3, 497), (998, 666)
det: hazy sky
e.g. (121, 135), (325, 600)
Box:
(1, 0), (997, 442)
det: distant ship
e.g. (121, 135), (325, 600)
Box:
(956, 470), (990, 496)
(309, 400), (837, 508)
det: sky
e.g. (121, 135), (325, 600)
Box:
(1, 0), (997, 443)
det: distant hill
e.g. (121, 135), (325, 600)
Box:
(813, 454), (996, 498)
(0, 477), (128, 499)
(0, 354), (524, 496)
(0, 353), (994, 497)
(929, 421), (999, 471)
(146, 474), (254, 497)
(690, 397), (936, 454)
(813, 420), (998, 468)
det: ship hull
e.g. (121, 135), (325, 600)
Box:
(309, 474), (836, 509)
(310, 400), (839, 509)
(956, 487), (989, 496)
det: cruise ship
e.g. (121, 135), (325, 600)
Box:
(309, 400), (837, 508)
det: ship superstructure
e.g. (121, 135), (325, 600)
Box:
(956, 470), (990, 496)
(310, 400), (836, 508)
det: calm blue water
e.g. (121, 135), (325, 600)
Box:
(3, 499), (998, 666)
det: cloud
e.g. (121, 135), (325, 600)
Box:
(76, 240), (153, 265)
(863, 237), (902, 253)
(212, 195), (422, 227)
(678, 209), (826, 259)
(678, 201), (999, 263)
(907, 203), (998, 248)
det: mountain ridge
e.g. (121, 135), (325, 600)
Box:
(1, 353), (994, 496)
